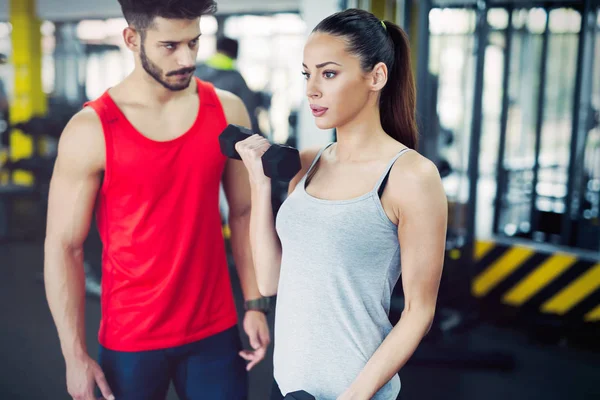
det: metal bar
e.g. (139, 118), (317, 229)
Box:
(493, 8), (514, 235)
(344, 0), (359, 9)
(385, 0), (395, 20)
(465, 0), (489, 279)
(429, 32), (584, 37)
(430, 1), (584, 8)
(563, 0), (597, 245)
(529, 8), (550, 238)
(415, 0), (432, 156)
(396, 0), (408, 28)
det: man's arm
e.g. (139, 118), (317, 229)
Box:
(217, 89), (263, 303)
(217, 89), (271, 371)
(44, 108), (113, 400)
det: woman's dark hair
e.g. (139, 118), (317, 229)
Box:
(313, 8), (418, 150)
(118, 0), (217, 35)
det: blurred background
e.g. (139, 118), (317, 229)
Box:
(0, 0), (599, 399)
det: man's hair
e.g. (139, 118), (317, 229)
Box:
(216, 37), (239, 59)
(118, 0), (217, 34)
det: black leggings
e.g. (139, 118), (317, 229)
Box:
(271, 379), (285, 400)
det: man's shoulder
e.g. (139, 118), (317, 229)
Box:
(213, 87), (244, 112)
(211, 88), (251, 128)
(56, 107), (106, 172)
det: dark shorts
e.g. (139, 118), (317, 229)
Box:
(98, 326), (248, 400)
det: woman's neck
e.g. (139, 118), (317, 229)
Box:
(333, 107), (390, 162)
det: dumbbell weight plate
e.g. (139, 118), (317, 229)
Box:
(262, 146), (301, 182)
(218, 124), (254, 160)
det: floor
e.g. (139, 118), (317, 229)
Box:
(1, 241), (599, 400)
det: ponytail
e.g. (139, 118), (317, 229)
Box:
(380, 21), (419, 151)
(314, 9), (419, 150)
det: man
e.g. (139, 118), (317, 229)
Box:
(195, 37), (261, 134)
(44, 1), (270, 399)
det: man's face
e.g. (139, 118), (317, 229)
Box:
(139, 17), (201, 91)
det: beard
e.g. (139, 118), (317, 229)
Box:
(140, 43), (195, 91)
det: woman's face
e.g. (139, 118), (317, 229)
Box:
(302, 32), (375, 130)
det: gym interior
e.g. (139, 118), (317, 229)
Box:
(0, 0), (599, 399)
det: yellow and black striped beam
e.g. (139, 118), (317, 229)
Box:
(472, 240), (600, 323)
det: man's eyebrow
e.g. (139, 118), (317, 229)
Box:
(159, 34), (201, 44)
(302, 61), (342, 69)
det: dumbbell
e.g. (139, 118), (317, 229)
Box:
(283, 390), (315, 400)
(219, 124), (301, 182)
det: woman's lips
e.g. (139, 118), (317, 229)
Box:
(310, 104), (328, 117)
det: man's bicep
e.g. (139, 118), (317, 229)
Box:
(45, 112), (104, 248)
(222, 158), (251, 218)
(218, 89), (254, 217)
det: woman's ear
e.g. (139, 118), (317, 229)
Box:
(370, 62), (388, 92)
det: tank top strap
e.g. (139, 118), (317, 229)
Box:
(195, 78), (219, 108)
(305, 142), (335, 177)
(373, 148), (412, 194)
(82, 90), (123, 193)
(84, 90), (120, 123)
(195, 78), (227, 130)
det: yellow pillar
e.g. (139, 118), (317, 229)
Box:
(10, 0), (46, 185)
(408, 1), (420, 79)
(370, 0), (395, 21)
(369, 0), (420, 80)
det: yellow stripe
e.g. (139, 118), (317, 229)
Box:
(472, 247), (535, 297)
(503, 254), (577, 306)
(474, 241), (495, 261)
(222, 224), (231, 240)
(584, 305), (600, 322)
(541, 263), (600, 315)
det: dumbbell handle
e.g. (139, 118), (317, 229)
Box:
(219, 124), (301, 181)
(222, 124), (292, 159)
(223, 124), (254, 160)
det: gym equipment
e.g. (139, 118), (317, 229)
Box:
(219, 124), (301, 182)
(12, 115), (67, 139)
(0, 111), (72, 242)
(283, 390), (315, 400)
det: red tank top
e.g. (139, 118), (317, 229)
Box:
(84, 78), (238, 351)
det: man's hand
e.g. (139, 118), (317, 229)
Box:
(238, 310), (270, 371)
(66, 354), (114, 400)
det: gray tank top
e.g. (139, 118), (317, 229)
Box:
(274, 143), (411, 400)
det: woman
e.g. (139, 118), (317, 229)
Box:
(236, 8), (447, 400)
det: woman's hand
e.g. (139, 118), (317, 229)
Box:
(336, 388), (363, 400)
(235, 134), (272, 187)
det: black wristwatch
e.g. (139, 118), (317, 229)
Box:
(244, 297), (272, 314)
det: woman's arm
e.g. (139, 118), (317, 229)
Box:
(233, 133), (281, 297)
(235, 137), (319, 297)
(340, 154), (447, 400)
(249, 178), (282, 297)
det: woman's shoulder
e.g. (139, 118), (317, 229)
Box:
(392, 148), (438, 180)
(287, 145), (328, 194)
(299, 146), (326, 166)
(387, 148), (446, 212)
